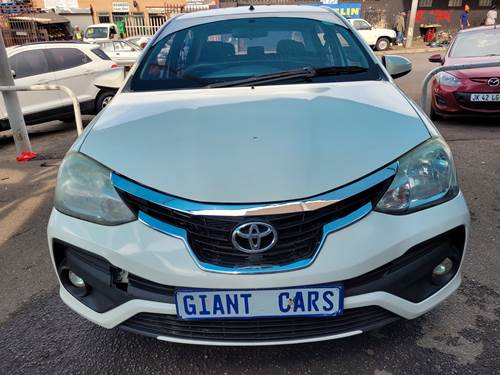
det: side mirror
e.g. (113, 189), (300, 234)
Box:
(382, 55), (412, 79)
(11, 70), (16, 79)
(428, 54), (443, 64)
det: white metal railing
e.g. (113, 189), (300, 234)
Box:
(421, 61), (500, 115)
(0, 84), (83, 135)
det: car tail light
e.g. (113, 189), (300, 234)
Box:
(111, 63), (118, 69)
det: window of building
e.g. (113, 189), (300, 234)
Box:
(419, 0), (433, 8)
(130, 13), (146, 35)
(479, 0), (493, 6)
(112, 12), (129, 24)
(47, 48), (92, 71)
(9, 50), (49, 79)
(149, 14), (166, 28)
(448, 0), (463, 7)
(98, 12), (110, 23)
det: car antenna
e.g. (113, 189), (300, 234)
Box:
(249, 4), (255, 11)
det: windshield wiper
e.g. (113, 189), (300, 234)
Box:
(206, 66), (369, 88)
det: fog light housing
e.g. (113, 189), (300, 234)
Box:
(68, 270), (86, 288)
(431, 257), (454, 285)
(436, 95), (447, 106)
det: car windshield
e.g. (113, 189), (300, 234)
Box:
(131, 17), (381, 91)
(85, 27), (108, 39)
(449, 29), (500, 58)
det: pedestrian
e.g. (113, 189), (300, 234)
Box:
(395, 12), (406, 46)
(138, 37), (149, 49)
(485, 5), (497, 26)
(460, 4), (471, 30)
(73, 25), (82, 41)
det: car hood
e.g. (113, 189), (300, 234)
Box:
(375, 28), (396, 36)
(445, 56), (500, 79)
(80, 81), (429, 203)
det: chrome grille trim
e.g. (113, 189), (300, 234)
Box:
(111, 162), (397, 217)
(112, 163), (397, 274)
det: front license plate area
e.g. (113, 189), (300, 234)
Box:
(470, 93), (500, 102)
(175, 285), (344, 320)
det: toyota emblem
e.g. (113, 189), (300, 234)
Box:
(231, 222), (278, 253)
(487, 77), (500, 87)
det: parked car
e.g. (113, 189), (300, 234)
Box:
(49, 6), (469, 346)
(125, 35), (151, 49)
(83, 23), (119, 43)
(428, 26), (500, 119)
(98, 40), (142, 66)
(0, 42), (124, 131)
(347, 18), (396, 51)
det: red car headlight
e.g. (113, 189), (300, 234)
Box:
(436, 72), (462, 87)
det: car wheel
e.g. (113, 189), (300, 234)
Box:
(376, 37), (390, 51)
(96, 91), (115, 113)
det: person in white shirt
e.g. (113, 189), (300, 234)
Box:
(485, 5), (497, 26)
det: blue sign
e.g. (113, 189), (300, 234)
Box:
(313, 3), (363, 19)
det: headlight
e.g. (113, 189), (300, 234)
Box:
(375, 138), (459, 214)
(437, 72), (461, 87)
(55, 152), (136, 225)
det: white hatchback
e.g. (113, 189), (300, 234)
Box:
(48, 6), (469, 346)
(0, 42), (123, 131)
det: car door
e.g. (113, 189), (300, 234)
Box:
(352, 20), (377, 46)
(112, 41), (139, 65)
(45, 47), (96, 107)
(7, 48), (61, 117)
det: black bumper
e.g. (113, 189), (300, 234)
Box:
(52, 226), (465, 340)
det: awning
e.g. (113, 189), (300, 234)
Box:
(9, 12), (70, 25)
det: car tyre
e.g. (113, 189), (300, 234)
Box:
(376, 37), (390, 51)
(95, 91), (115, 113)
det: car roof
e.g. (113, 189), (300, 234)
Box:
(458, 25), (500, 34)
(7, 41), (101, 54)
(153, 5), (344, 42)
(177, 5), (334, 20)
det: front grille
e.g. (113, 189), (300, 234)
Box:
(455, 92), (500, 110)
(117, 178), (391, 269)
(120, 306), (398, 342)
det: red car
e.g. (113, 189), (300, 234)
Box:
(429, 26), (500, 119)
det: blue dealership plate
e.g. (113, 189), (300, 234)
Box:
(175, 285), (344, 320)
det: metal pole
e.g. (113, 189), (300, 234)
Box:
(420, 61), (500, 115)
(0, 84), (83, 135)
(0, 29), (32, 154)
(405, 0), (419, 49)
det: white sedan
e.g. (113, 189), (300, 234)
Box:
(48, 6), (469, 346)
(99, 40), (142, 66)
(347, 18), (397, 51)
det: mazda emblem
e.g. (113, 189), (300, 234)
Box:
(487, 77), (500, 87)
(231, 222), (278, 253)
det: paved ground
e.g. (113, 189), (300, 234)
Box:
(0, 53), (499, 375)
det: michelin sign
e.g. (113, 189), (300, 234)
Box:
(318, 2), (362, 19)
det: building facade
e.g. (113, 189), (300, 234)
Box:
(337, 0), (499, 33)
(31, 0), (500, 35)
(32, 0), (203, 35)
